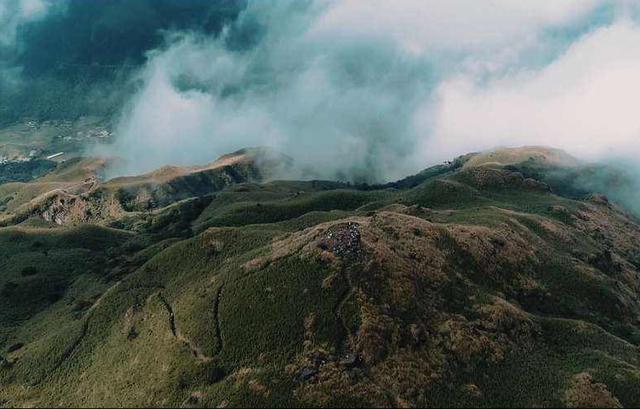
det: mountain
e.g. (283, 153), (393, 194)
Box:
(0, 147), (291, 227)
(1, 147), (639, 408)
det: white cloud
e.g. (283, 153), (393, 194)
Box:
(109, 0), (640, 181)
(109, 11), (429, 180)
(110, 36), (283, 176)
(310, 0), (601, 54)
(421, 21), (640, 162)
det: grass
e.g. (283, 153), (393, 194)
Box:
(195, 189), (390, 229)
(0, 225), (132, 331)
(2, 150), (640, 407)
(0, 160), (57, 185)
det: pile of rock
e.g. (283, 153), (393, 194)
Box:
(319, 222), (362, 258)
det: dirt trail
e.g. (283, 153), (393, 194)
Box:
(157, 292), (178, 337)
(212, 284), (225, 356)
(157, 292), (214, 363)
(334, 269), (357, 348)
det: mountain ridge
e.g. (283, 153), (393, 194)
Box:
(1, 146), (639, 408)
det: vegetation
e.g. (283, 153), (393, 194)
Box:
(1, 147), (639, 407)
(0, 160), (57, 185)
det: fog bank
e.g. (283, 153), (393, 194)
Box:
(108, 0), (640, 182)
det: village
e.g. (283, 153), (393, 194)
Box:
(0, 117), (113, 166)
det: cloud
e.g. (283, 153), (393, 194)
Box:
(109, 34), (282, 175)
(421, 21), (640, 162)
(107, 0), (640, 182)
(0, 0), (64, 90)
(309, 0), (601, 54)
(0, 0), (56, 47)
(108, 2), (433, 181)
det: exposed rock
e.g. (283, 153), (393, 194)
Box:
(319, 222), (362, 258)
(338, 353), (359, 368)
(298, 367), (320, 382)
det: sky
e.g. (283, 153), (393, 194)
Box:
(2, 0), (640, 182)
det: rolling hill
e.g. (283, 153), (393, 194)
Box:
(1, 147), (639, 408)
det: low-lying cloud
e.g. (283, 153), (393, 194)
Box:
(95, 1), (640, 182)
(310, 0), (600, 54)
(0, 0), (54, 47)
(0, 0), (60, 86)
(422, 21), (640, 162)
(109, 1), (431, 181)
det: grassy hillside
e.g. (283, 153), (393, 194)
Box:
(1, 147), (640, 407)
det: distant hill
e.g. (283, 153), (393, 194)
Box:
(463, 146), (581, 169)
(1, 146), (639, 407)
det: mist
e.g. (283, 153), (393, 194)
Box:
(105, 0), (640, 184)
(0, 0), (56, 47)
(3, 0), (640, 190)
(422, 20), (640, 163)
(0, 0), (243, 125)
(0, 0), (59, 87)
(108, 1), (433, 181)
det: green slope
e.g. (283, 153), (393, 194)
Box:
(1, 149), (640, 408)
